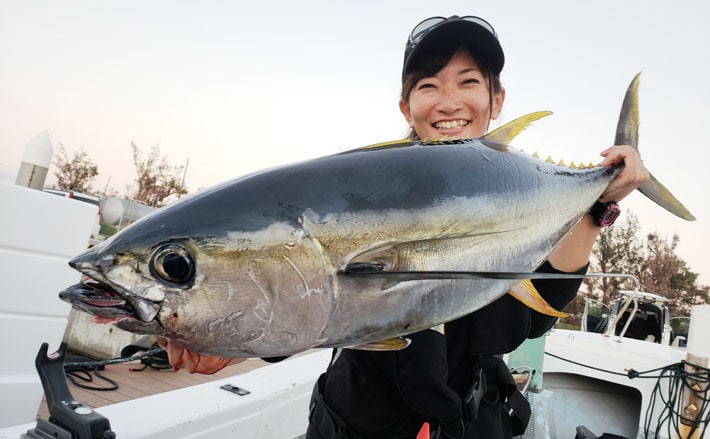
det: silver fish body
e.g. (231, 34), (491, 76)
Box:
(62, 139), (615, 358)
(60, 74), (694, 359)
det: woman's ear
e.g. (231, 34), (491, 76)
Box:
(399, 100), (413, 127)
(490, 87), (506, 120)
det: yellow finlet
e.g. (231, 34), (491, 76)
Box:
(508, 279), (568, 318)
(347, 336), (412, 351)
(482, 111), (553, 145)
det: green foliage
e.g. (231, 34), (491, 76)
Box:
(52, 143), (99, 193)
(99, 222), (118, 237)
(129, 142), (188, 207)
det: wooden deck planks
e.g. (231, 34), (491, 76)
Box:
(36, 358), (269, 420)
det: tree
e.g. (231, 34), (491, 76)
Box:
(638, 233), (710, 316)
(52, 143), (99, 193)
(583, 212), (644, 304)
(583, 212), (709, 316)
(129, 142), (188, 207)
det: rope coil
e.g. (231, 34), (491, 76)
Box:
(545, 351), (710, 437)
(63, 346), (170, 391)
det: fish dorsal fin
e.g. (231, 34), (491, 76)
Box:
(482, 111), (553, 145)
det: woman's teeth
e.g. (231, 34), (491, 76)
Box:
(434, 120), (468, 129)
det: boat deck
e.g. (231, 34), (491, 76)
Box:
(37, 357), (269, 419)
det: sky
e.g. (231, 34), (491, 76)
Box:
(1, 0), (708, 285)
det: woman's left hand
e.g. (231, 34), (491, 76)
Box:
(597, 145), (649, 203)
(549, 144), (650, 271)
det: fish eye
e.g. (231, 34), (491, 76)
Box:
(150, 245), (195, 285)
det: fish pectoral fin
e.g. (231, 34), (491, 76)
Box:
(482, 111), (552, 147)
(508, 279), (568, 318)
(343, 262), (385, 273)
(346, 337), (411, 351)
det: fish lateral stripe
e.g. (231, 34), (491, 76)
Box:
(58, 74), (695, 368)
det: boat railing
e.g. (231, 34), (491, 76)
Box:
(581, 273), (643, 340)
(605, 295), (639, 339)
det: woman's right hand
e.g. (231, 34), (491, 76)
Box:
(597, 144), (649, 203)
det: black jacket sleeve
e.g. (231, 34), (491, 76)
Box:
(528, 260), (587, 338)
(445, 260), (588, 356)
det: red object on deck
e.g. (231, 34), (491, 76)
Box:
(416, 421), (430, 439)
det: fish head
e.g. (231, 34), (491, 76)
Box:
(60, 206), (333, 359)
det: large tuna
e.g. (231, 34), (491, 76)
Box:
(60, 74), (694, 371)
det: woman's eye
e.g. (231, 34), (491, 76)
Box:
(462, 78), (480, 85)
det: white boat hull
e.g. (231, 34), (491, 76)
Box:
(540, 329), (687, 438)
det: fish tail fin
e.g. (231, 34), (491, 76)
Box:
(616, 73), (695, 221)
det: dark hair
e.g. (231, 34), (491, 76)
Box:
(401, 44), (502, 139)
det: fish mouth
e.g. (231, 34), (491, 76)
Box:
(60, 279), (162, 325)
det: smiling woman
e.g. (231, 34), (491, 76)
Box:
(303, 12), (688, 439)
(399, 48), (504, 140)
(399, 15), (504, 142)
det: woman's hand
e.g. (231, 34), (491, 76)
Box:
(548, 144), (649, 272)
(597, 145), (650, 203)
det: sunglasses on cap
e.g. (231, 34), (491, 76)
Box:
(407, 15), (498, 49)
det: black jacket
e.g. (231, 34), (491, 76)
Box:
(311, 328), (463, 438)
(307, 261), (585, 439)
(446, 261), (586, 438)
(446, 261), (584, 389)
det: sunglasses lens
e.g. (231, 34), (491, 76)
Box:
(409, 16), (497, 47)
(409, 17), (446, 44)
(460, 16), (497, 37)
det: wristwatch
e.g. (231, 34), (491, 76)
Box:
(589, 201), (620, 227)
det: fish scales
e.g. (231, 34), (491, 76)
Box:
(60, 74), (694, 362)
(63, 140), (614, 358)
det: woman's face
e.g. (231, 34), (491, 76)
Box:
(400, 48), (505, 140)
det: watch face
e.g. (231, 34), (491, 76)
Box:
(599, 204), (621, 227)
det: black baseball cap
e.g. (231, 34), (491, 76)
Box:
(402, 15), (504, 80)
